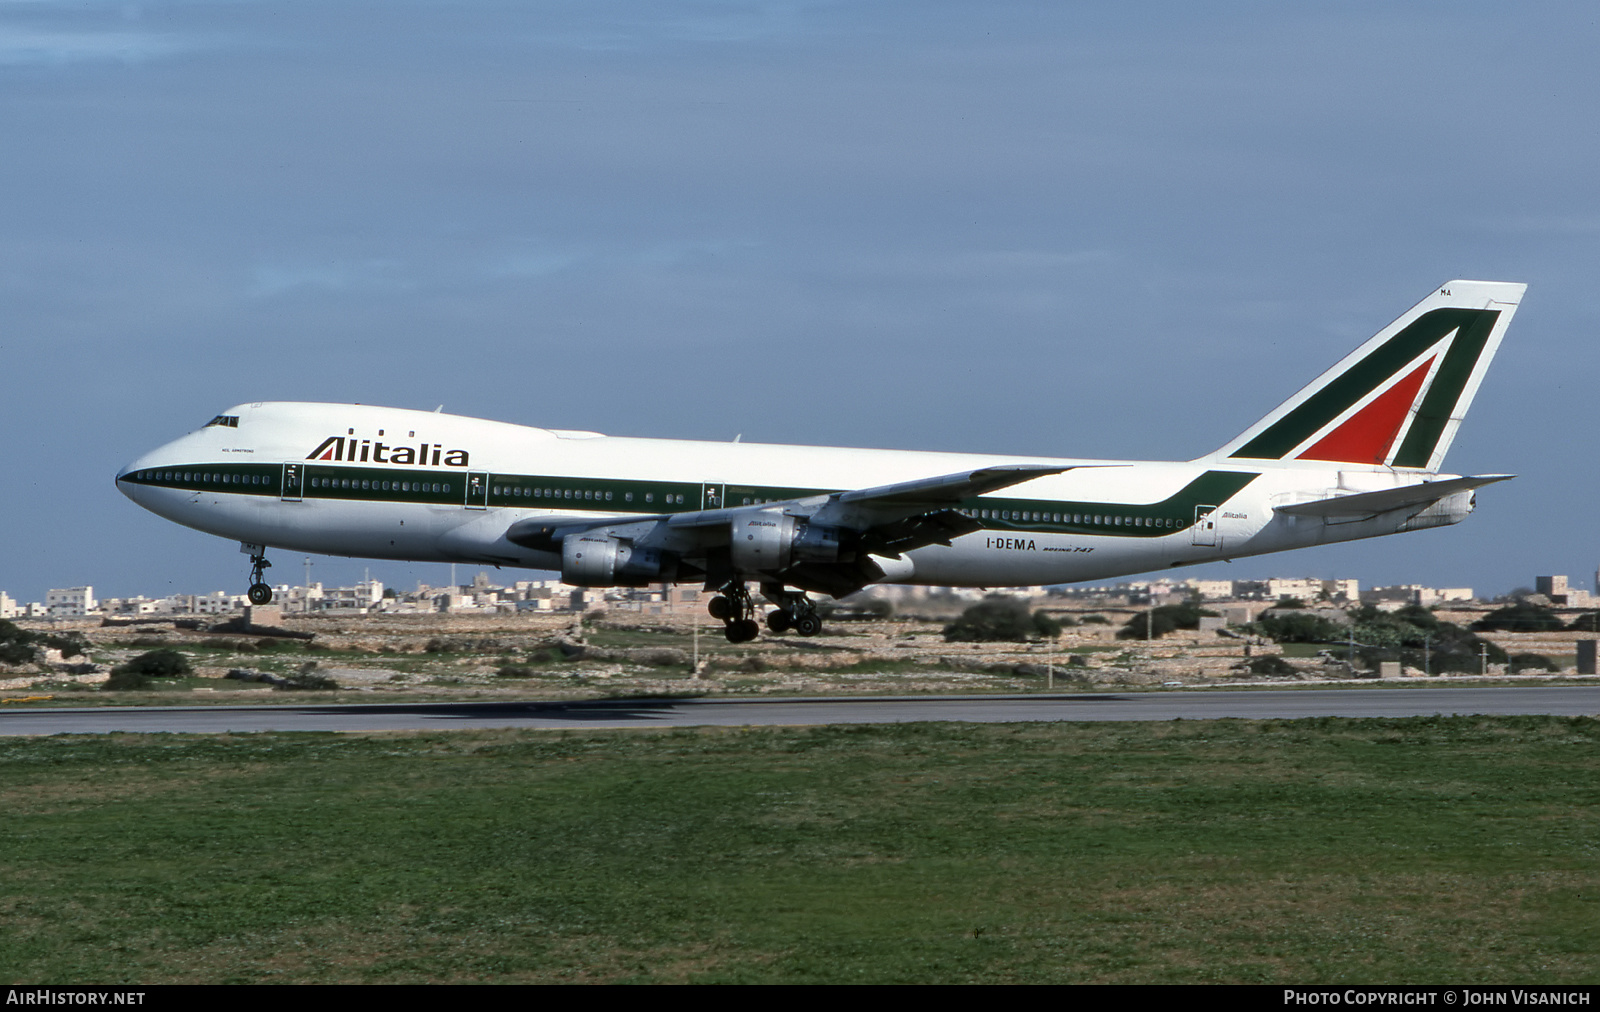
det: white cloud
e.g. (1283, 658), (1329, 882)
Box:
(250, 259), (407, 298)
(0, 26), (195, 65)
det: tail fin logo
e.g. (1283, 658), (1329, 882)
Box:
(1294, 353), (1436, 465)
(1213, 281), (1524, 472)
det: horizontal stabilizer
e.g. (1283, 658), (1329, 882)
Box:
(1273, 474), (1513, 519)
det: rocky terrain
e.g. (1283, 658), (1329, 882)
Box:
(4, 603), (1594, 703)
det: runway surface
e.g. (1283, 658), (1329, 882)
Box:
(2, 685), (1597, 735)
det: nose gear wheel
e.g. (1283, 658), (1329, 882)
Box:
(246, 552), (273, 606)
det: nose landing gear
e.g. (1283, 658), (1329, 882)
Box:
(246, 549), (273, 606)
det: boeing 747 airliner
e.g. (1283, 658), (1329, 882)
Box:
(118, 280), (1524, 640)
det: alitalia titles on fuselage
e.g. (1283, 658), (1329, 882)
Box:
(306, 436), (470, 468)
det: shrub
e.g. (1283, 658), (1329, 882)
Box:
(0, 640), (33, 665)
(105, 650), (194, 691)
(39, 632), (88, 659)
(1472, 602), (1565, 633)
(1116, 601), (1218, 640)
(277, 672), (339, 691)
(116, 649), (191, 679)
(944, 597), (1060, 642)
(0, 622), (87, 664)
(1253, 612), (1346, 644)
(103, 669), (154, 691)
(1246, 655), (1297, 677)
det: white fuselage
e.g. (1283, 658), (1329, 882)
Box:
(116, 402), (1473, 592)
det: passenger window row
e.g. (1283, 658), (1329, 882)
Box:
(491, 485), (690, 506)
(134, 470), (271, 486)
(312, 477), (452, 494)
(961, 507), (1182, 529)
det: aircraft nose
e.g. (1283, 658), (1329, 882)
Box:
(115, 463), (140, 501)
(115, 450), (167, 502)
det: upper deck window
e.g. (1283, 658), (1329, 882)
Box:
(205, 415), (239, 428)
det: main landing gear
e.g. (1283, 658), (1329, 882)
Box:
(762, 582), (823, 638)
(706, 582), (826, 641)
(708, 581), (761, 642)
(246, 550), (273, 606)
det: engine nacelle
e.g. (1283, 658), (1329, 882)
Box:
(792, 522), (843, 564)
(561, 535), (673, 587)
(729, 513), (797, 572)
(728, 513), (846, 574)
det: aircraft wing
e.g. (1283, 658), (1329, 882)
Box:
(1272, 474), (1513, 519)
(509, 464), (1067, 544)
(814, 464), (1071, 523)
(665, 463), (1071, 530)
(505, 463), (1070, 596)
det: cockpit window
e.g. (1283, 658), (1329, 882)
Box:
(205, 415), (239, 428)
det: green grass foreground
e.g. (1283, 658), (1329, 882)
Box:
(2, 717), (1597, 983)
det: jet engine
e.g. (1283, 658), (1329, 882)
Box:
(728, 513), (845, 573)
(561, 534), (674, 587)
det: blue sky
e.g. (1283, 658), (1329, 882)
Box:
(3, 1), (1596, 603)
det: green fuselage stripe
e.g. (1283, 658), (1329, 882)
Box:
(120, 466), (1258, 540)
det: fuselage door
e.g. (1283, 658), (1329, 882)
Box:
(280, 462), (304, 502)
(1190, 505), (1217, 546)
(701, 483), (726, 511)
(466, 472), (489, 510)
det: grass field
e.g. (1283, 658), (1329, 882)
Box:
(2, 716), (1597, 983)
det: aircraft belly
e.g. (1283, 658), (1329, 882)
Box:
(274, 501), (454, 560)
(905, 531), (1130, 587)
(138, 488), (290, 546)
(153, 494), (451, 562)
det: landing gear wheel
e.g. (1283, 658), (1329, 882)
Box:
(758, 582), (823, 639)
(713, 581), (760, 641)
(246, 550), (273, 606)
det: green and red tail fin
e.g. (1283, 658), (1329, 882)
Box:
(1207, 280), (1525, 472)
